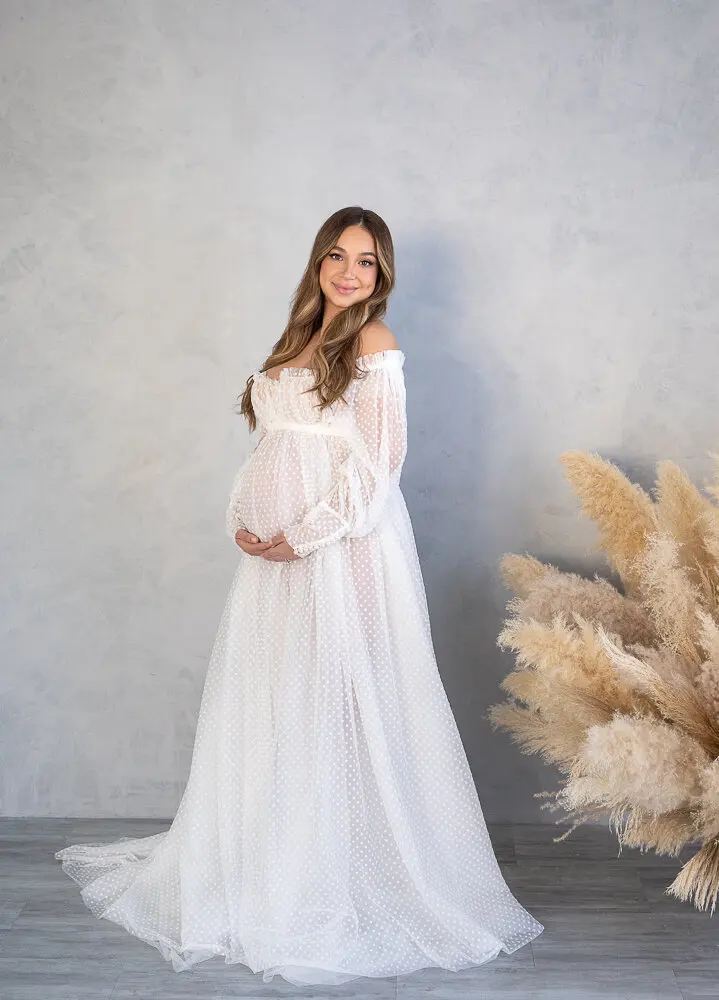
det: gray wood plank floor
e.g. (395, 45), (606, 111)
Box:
(1, 819), (716, 999)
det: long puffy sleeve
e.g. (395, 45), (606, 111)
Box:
(225, 427), (266, 540)
(283, 352), (407, 558)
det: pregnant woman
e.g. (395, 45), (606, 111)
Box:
(55, 206), (544, 986)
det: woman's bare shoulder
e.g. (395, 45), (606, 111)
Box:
(359, 321), (399, 356)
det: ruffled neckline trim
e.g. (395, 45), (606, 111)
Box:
(356, 348), (405, 370)
(255, 348), (405, 382)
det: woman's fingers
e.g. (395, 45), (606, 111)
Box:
(235, 528), (259, 543)
(234, 529), (297, 560)
(234, 529), (276, 554)
(259, 534), (301, 561)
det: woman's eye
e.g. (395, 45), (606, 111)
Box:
(329, 252), (374, 266)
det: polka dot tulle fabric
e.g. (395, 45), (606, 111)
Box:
(55, 348), (544, 986)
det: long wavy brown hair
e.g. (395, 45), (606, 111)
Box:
(234, 206), (396, 431)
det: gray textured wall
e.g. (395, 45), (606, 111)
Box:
(2, 0), (718, 820)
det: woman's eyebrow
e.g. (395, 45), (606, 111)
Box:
(331, 245), (378, 258)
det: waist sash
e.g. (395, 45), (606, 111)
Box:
(264, 419), (354, 438)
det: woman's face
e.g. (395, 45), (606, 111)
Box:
(319, 225), (378, 313)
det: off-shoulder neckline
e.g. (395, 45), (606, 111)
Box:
(256, 348), (405, 382)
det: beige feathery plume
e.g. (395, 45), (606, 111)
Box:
(655, 460), (718, 606)
(695, 510), (719, 616)
(598, 627), (719, 756)
(700, 507), (719, 560)
(496, 665), (624, 755)
(628, 644), (687, 685)
(559, 451), (658, 596)
(632, 533), (704, 674)
(567, 714), (710, 815)
(695, 608), (719, 663)
(609, 807), (699, 856)
(666, 839), (719, 914)
(499, 553), (551, 598)
(498, 613), (640, 715)
(696, 662), (719, 722)
(694, 758), (719, 842)
(502, 557), (655, 647)
(695, 610), (719, 721)
(487, 700), (590, 771)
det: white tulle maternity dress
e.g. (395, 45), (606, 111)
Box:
(55, 348), (544, 986)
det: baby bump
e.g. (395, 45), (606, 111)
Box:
(231, 432), (344, 541)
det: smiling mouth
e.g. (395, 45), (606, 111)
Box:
(334, 284), (357, 294)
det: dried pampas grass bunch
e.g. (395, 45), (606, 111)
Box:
(489, 450), (719, 913)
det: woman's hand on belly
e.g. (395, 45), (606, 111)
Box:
(233, 528), (276, 557)
(260, 532), (303, 562)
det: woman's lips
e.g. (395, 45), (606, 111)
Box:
(334, 283), (357, 295)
